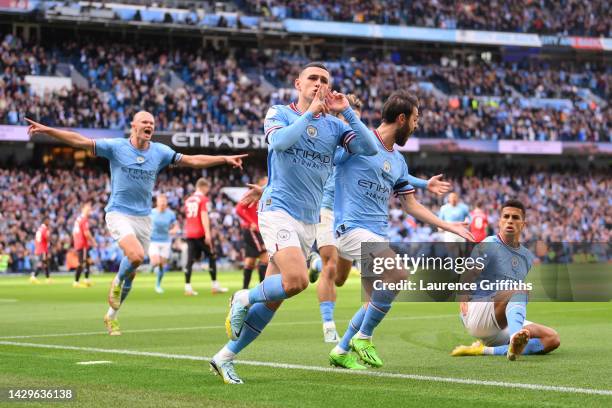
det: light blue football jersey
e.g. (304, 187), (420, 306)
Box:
(95, 138), (182, 216)
(321, 166), (335, 211)
(150, 208), (177, 243)
(439, 202), (470, 223)
(334, 130), (415, 237)
(470, 234), (536, 298)
(261, 103), (374, 224)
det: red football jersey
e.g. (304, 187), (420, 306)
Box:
(35, 224), (49, 255)
(469, 209), (489, 243)
(73, 215), (90, 250)
(236, 201), (259, 231)
(184, 192), (210, 238)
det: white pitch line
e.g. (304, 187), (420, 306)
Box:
(77, 360), (112, 365)
(0, 314), (455, 340)
(1, 340), (611, 397)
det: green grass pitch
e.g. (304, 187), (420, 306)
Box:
(1, 271), (611, 407)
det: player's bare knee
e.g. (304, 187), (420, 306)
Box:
(283, 276), (309, 295)
(335, 273), (349, 287)
(548, 330), (560, 351)
(323, 263), (337, 281)
(128, 250), (144, 266)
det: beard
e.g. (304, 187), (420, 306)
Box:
(394, 122), (414, 146)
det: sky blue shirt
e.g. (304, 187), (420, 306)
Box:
(260, 103), (376, 224)
(321, 166), (335, 211)
(150, 208), (177, 243)
(95, 138), (182, 216)
(322, 156), (427, 212)
(439, 202), (470, 223)
(334, 132), (415, 237)
(470, 234), (535, 299)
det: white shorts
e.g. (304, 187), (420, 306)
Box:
(258, 210), (316, 258)
(337, 228), (387, 265)
(316, 208), (336, 249)
(148, 242), (171, 260)
(105, 212), (152, 253)
(461, 302), (532, 346)
(444, 231), (466, 243)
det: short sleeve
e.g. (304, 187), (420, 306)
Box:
(94, 138), (117, 159)
(264, 106), (289, 143)
(170, 211), (177, 224)
(393, 157), (415, 197)
(157, 143), (182, 170)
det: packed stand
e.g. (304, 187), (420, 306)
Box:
(240, 0), (611, 37)
(1, 33), (610, 141)
(0, 165), (264, 274)
(389, 167), (610, 244)
(1, 164), (608, 274)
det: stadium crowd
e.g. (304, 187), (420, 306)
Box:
(1, 33), (609, 142)
(0, 164), (608, 274)
(240, 0), (611, 37)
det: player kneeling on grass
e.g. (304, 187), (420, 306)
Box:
(451, 199), (560, 360)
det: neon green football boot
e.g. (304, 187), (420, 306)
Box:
(329, 350), (367, 370)
(350, 338), (383, 368)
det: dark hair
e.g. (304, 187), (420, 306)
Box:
(345, 94), (363, 113)
(381, 90), (419, 123)
(300, 61), (328, 74)
(501, 199), (526, 218)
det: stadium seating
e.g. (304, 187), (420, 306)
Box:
(239, 0), (611, 37)
(0, 165), (607, 274)
(1, 34), (609, 141)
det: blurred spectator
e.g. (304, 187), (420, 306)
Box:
(0, 162), (608, 275)
(1, 34), (609, 142)
(241, 0), (611, 37)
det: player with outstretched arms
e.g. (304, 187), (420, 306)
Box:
(451, 199), (560, 359)
(210, 62), (378, 384)
(25, 112), (246, 336)
(327, 91), (474, 369)
(309, 95), (452, 343)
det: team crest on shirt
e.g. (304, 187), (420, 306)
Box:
(306, 125), (318, 138)
(136, 156), (145, 164)
(511, 256), (519, 268)
(383, 160), (391, 173)
(277, 230), (290, 241)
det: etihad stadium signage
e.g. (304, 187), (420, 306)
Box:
(170, 132), (266, 150)
(1, 126), (610, 156)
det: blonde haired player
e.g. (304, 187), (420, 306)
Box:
(26, 112), (246, 335)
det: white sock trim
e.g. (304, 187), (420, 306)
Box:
(214, 345), (236, 363)
(355, 331), (372, 340)
(333, 345), (348, 355)
(236, 289), (250, 307)
(107, 307), (118, 320)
